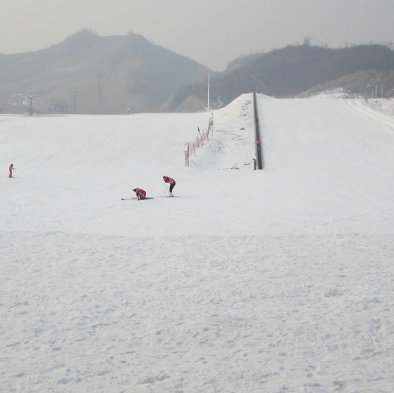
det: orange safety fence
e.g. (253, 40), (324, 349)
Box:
(184, 118), (213, 166)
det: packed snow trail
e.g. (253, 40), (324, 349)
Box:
(2, 96), (394, 236)
(1, 94), (394, 392)
(258, 97), (394, 233)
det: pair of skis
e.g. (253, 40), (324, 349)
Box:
(121, 196), (179, 200)
(121, 197), (154, 200)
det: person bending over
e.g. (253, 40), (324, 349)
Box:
(133, 188), (146, 200)
(163, 176), (176, 197)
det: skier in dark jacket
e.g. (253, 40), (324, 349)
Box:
(163, 176), (176, 197)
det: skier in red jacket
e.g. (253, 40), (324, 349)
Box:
(163, 176), (176, 197)
(9, 164), (15, 178)
(133, 188), (146, 200)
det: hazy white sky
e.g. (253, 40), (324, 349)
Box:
(1, 0), (394, 71)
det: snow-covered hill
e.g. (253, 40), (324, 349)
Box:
(1, 94), (394, 392)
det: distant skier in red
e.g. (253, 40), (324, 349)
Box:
(163, 176), (176, 197)
(9, 164), (15, 178)
(133, 188), (146, 200)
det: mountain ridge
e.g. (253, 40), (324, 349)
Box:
(0, 30), (207, 114)
(166, 43), (394, 112)
(2, 36), (394, 115)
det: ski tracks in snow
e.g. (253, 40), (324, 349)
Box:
(344, 99), (394, 132)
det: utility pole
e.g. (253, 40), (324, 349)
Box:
(97, 73), (103, 97)
(71, 92), (79, 113)
(207, 68), (210, 111)
(25, 90), (36, 116)
(27, 93), (35, 115)
(29, 96), (33, 116)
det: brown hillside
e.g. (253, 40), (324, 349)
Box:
(297, 69), (394, 98)
(0, 30), (207, 115)
(166, 44), (394, 112)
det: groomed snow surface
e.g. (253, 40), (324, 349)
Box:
(1, 94), (394, 392)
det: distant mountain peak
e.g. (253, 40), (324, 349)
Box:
(60, 29), (101, 48)
(0, 31), (207, 114)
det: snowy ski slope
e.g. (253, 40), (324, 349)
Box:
(1, 94), (394, 392)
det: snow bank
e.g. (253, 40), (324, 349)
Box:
(1, 95), (394, 392)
